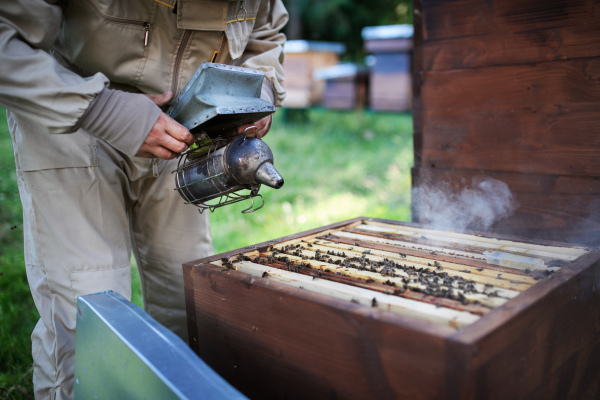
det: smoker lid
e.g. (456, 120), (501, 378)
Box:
(166, 63), (276, 137)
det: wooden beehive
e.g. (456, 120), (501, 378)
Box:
(363, 25), (413, 112)
(411, 0), (600, 245)
(282, 41), (346, 108)
(183, 217), (600, 399)
(315, 64), (368, 110)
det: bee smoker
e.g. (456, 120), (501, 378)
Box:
(166, 63), (284, 213)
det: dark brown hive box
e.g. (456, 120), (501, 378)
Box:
(184, 218), (600, 399)
(411, 0), (600, 245)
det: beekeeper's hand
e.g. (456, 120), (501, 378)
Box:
(136, 91), (195, 159)
(236, 114), (273, 139)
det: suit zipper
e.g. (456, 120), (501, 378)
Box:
(171, 30), (192, 95)
(143, 23), (150, 46)
(83, 0), (151, 46)
(214, 33), (227, 63)
(152, 158), (160, 177)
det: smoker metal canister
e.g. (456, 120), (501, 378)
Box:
(175, 136), (284, 208)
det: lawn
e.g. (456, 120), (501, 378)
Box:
(0, 107), (413, 398)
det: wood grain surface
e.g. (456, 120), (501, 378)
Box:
(412, 167), (600, 245)
(448, 250), (600, 399)
(421, 0), (600, 70)
(184, 262), (452, 400)
(413, 0), (600, 245)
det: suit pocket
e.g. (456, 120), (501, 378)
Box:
(9, 111), (97, 172)
(225, 0), (260, 59)
(62, 0), (152, 85)
(177, 0), (236, 31)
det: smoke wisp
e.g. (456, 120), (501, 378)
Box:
(413, 176), (519, 232)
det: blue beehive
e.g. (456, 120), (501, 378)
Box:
(362, 24), (413, 111)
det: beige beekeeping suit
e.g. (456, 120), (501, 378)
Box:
(0, 0), (288, 399)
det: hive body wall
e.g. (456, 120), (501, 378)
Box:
(183, 218), (600, 399)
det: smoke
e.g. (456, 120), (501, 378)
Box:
(412, 176), (519, 232)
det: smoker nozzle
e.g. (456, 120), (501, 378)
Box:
(255, 162), (284, 189)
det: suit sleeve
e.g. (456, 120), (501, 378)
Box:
(238, 0), (288, 108)
(0, 0), (160, 156)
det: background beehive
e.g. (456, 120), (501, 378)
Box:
(363, 24), (413, 112)
(281, 41), (346, 108)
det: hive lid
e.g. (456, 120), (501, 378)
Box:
(284, 40), (346, 54)
(361, 24), (414, 40)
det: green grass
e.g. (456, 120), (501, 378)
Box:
(0, 110), (38, 399)
(1, 107), (413, 398)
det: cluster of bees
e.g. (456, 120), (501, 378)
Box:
(285, 245), (499, 304)
(221, 242), (518, 306)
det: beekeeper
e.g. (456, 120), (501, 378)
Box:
(0, 0), (287, 398)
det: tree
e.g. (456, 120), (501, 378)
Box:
(282, 0), (413, 61)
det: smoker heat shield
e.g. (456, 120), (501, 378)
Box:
(166, 63), (276, 137)
(174, 136), (284, 214)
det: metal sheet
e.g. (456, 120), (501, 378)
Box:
(74, 291), (247, 400)
(166, 62), (275, 137)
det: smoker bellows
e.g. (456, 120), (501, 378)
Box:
(167, 63), (283, 213)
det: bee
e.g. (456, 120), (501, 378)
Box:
(262, 271), (268, 278)
(371, 298), (378, 307)
(476, 267), (483, 272)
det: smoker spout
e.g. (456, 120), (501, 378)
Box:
(255, 162), (284, 189)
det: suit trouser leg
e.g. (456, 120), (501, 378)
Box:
(17, 162), (133, 400)
(129, 156), (213, 343)
(14, 137), (213, 399)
